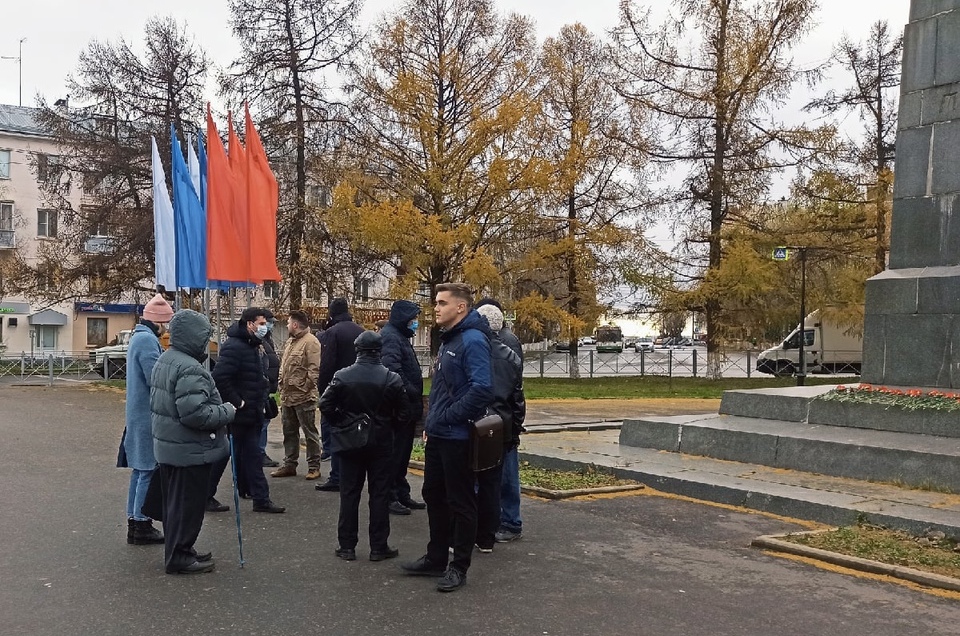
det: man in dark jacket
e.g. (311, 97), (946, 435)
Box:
(212, 308), (285, 514)
(319, 330), (410, 562)
(315, 297), (364, 493)
(150, 309), (236, 574)
(379, 299), (426, 515)
(401, 283), (493, 593)
(474, 304), (525, 551)
(475, 297), (526, 543)
(259, 309), (281, 468)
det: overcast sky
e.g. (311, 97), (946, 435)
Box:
(2, 0), (910, 110)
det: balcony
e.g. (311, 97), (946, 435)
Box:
(0, 230), (13, 249)
(83, 235), (116, 254)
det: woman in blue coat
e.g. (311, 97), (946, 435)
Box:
(119, 294), (173, 545)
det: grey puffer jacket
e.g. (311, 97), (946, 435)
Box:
(151, 309), (236, 467)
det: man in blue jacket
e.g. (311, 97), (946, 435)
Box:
(401, 283), (493, 593)
(379, 299), (426, 515)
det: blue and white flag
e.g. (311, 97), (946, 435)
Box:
(171, 126), (207, 290)
(151, 137), (176, 291)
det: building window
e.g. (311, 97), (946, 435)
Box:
(354, 278), (370, 303)
(86, 317), (108, 347)
(0, 150), (10, 179)
(0, 202), (12, 249)
(263, 280), (279, 299)
(38, 209), (58, 238)
(34, 325), (57, 349)
(0, 201), (12, 230)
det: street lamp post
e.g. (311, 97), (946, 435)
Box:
(1, 38), (25, 106)
(772, 245), (809, 387)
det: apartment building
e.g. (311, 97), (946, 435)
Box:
(0, 104), (149, 357)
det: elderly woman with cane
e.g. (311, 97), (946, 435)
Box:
(150, 309), (236, 574)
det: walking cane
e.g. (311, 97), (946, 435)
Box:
(228, 426), (246, 568)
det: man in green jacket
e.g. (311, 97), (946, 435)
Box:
(151, 309), (236, 575)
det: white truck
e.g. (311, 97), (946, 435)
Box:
(89, 329), (134, 378)
(756, 310), (862, 377)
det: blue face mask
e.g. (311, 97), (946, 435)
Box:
(409, 320), (419, 332)
(266, 320), (275, 332)
(255, 324), (269, 339)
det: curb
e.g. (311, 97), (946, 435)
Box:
(521, 484), (644, 500)
(408, 460), (644, 499)
(752, 531), (960, 593)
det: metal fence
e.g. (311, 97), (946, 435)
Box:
(418, 347), (860, 379)
(0, 347), (860, 384)
(0, 351), (118, 384)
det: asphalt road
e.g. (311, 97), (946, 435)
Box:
(1, 384), (958, 636)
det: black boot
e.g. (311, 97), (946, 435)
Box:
(126, 518), (136, 545)
(131, 519), (165, 545)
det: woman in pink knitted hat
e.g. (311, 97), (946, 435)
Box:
(118, 293), (174, 546)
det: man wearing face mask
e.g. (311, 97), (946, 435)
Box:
(378, 300), (426, 515)
(212, 307), (286, 513)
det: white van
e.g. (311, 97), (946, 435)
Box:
(756, 310), (862, 376)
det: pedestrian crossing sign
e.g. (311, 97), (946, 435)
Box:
(772, 247), (790, 261)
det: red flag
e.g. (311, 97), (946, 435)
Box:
(227, 112), (257, 283)
(245, 103), (281, 281)
(206, 106), (249, 281)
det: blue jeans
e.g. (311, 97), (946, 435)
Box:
(320, 414), (340, 484)
(259, 419), (269, 457)
(127, 468), (155, 521)
(499, 447), (522, 532)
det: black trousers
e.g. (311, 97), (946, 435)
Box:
(231, 425), (270, 503)
(475, 460), (504, 549)
(422, 437), (476, 573)
(389, 419), (417, 502)
(159, 463), (211, 572)
(338, 441), (393, 551)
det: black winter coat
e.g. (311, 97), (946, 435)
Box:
(212, 321), (270, 429)
(379, 300), (424, 422)
(317, 312), (364, 393)
(262, 333), (280, 393)
(488, 332), (526, 448)
(318, 351), (410, 451)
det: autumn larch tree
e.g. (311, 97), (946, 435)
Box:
(521, 22), (645, 377)
(805, 19), (901, 275)
(344, 0), (542, 330)
(611, 0), (819, 376)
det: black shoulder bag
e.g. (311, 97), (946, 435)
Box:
(331, 374), (388, 453)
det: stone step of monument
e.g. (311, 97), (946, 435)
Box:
(619, 413), (960, 492)
(519, 428), (960, 539)
(718, 385), (836, 422)
(720, 385), (960, 438)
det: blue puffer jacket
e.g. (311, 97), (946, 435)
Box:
(212, 321), (269, 429)
(123, 322), (163, 470)
(151, 310), (235, 467)
(425, 309), (494, 440)
(380, 300), (424, 423)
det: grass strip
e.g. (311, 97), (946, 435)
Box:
(781, 524), (960, 580)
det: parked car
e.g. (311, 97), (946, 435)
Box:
(634, 337), (655, 352)
(553, 341), (571, 352)
(578, 336), (596, 346)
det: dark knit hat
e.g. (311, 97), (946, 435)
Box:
(329, 297), (349, 316)
(475, 297), (503, 312)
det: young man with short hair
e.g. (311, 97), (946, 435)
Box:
(401, 283), (493, 592)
